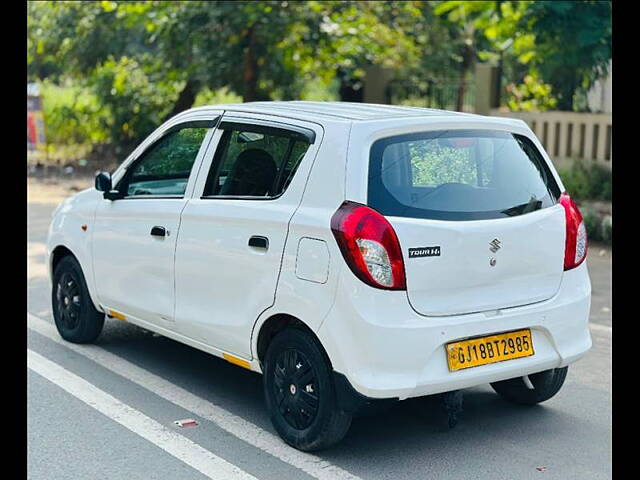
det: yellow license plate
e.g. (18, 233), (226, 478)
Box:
(446, 329), (534, 372)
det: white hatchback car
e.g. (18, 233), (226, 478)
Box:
(47, 101), (591, 451)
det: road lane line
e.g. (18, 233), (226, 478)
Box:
(27, 314), (362, 480)
(27, 348), (257, 480)
(589, 322), (612, 335)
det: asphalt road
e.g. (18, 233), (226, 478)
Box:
(27, 196), (612, 480)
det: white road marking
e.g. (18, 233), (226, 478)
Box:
(27, 314), (362, 480)
(589, 322), (612, 335)
(27, 241), (48, 280)
(27, 348), (257, 480)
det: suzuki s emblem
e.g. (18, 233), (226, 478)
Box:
(489, 238), (502, 253)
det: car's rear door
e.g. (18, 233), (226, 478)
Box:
(92, 114), (220, 325)
(173, 113), (322, 358)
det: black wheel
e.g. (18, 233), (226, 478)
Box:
(490, 367), (568, 405)
(263, 328), (352, 451)
(52, 255), (105, 344)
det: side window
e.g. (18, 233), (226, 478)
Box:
(203, 125), (310, 198)
(120, 126), (208, 197)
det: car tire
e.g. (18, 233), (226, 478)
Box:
(263, 327), (352, 451)
(51, 255), (105, 344)
(490, 367), (568, 405)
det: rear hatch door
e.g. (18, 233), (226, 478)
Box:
(367, 128), (565, 316)
(391, 207), (565, 316)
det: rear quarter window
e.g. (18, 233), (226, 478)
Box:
(368, 129), (561, 221)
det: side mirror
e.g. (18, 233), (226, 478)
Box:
(95, 172), (112, 192)
(103, 190), (125, 201)
(95, 171), (124, 200)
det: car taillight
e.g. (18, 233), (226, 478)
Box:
(330, 201), (406, 290)
(559, 193), (588, 270)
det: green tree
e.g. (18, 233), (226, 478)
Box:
(433, 1), (541, 111)
(288, 1), (423, 101)
(28, 1), (178, 151)
(432, 1), (501, 111)
(520, 1), (612, 111)
(433, 1), (611, 112)
(28, 1), (429, 150)
(28, 0), (612, 159)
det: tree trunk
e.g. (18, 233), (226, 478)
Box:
(243, 25), (258, 102)
(557, 74), (577, 111)
(456, 43), (474, 112)
(456, 80), (466, 112)
(337, 68), (364, 102)
(164, 78), (199, 121)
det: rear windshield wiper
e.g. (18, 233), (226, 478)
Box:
(501, 197), (542, 216)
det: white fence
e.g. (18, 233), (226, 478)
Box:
(489, 110), (612, 170)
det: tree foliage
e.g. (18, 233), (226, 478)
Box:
(521, 0), (612, 111)
(27, 1), (612, 160)
(28, 1), (428, 150)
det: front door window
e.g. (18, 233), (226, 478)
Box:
(120, 126), (209, 197)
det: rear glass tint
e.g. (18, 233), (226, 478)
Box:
(368, 130), (561, 221)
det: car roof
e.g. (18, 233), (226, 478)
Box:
(182, 101), (527, 134)
(188, 101), (482, 121)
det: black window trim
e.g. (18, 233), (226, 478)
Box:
(200, 120), (313, 201)
(116, 195), (185, 200)
(218, 120), (316, 144)
(115, 118), (219, 200)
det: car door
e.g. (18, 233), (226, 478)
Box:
(174, 114), (322, 358)
(92, 115), (219, 325)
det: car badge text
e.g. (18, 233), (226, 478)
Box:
(408, 246), (441, 258)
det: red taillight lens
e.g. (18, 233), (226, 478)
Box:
(559, 193), (588, 270)
(331, 201), (406, 290)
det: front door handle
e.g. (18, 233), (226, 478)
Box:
(150, 226), (167, 237)
(248, 236), (269, 250)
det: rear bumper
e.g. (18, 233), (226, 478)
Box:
(333, 371), (399, 415)
(319, 262), (592, 400)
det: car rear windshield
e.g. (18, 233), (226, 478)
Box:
(368, 129), (561, 221)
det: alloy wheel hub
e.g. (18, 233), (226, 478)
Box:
(56, 272), (81, 330)
(273, 349), (319, 430)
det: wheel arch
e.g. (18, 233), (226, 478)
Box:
(49, 244), (103, 313)
(254, 313), (332, 370)
(50, 245), (76, 277)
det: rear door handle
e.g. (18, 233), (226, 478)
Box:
(150, 226), (167, 237)
(248, 236), (269, 250)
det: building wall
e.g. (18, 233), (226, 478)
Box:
(587, 61), (612, 114)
